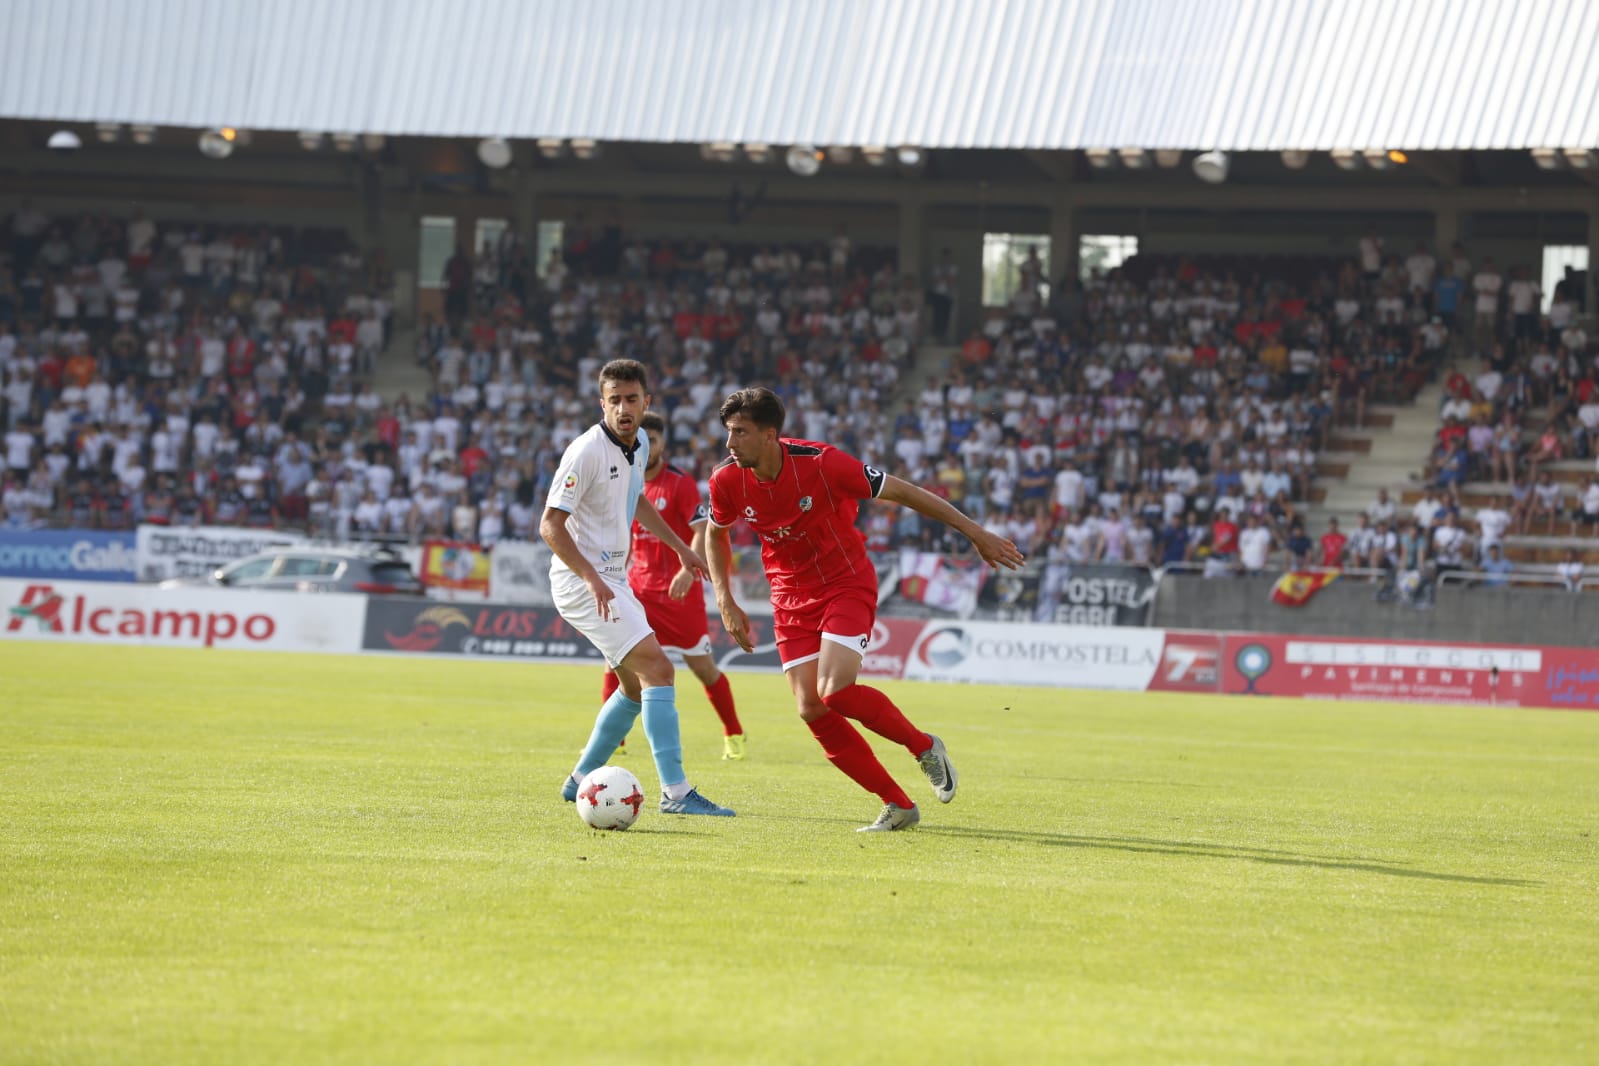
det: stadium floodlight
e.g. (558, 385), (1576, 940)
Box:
(477, 137), (514, 169)
(861, 145), (889, 166)
(1329, 149), (1363, 171)
(129, 124), (158, 145)
(786, 144), (823, 176)
(197, 128), (236, 159)
(536, 138), (567, 159)
(896, 145), (923, 167)
(742, 142), (773, 164)
(1117, 148), (1151, 169)
(1153, 149), (1184, 168)
(1530, 148), (1565, 171)
(93, 123), (122, 144)
(1563, 148), (1598, 169)
(331, 133), (358, 153)
(569, 138), (601, 160)
(1362, 149), (1393, 171)
(361, 133), (387, 152)
(1386, 149), (1408, 165)
(1280, 150), (1311, 170)
(1084, 147), (1116, 169)
(297, 131), (325, 151)
(47, 129), (82, 152)
(1192, 150), (1229, 184)
(827, 146), (854, 165)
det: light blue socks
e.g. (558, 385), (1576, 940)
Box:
(640, 686), (686, 791)
(574, 690), (642, 778)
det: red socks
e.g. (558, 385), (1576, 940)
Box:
(601, 669), (620, 704)
(704, 674), (742, 736)
(821, 684), (930, 756)
(807, 712), (914, 809)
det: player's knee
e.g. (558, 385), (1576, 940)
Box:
(816, 674), (854, 703)
(795, 693), (828, 722)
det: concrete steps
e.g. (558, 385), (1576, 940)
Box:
(1312, 388), (1444, 527)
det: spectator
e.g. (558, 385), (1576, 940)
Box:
(1523, 472), (1564, 535)
(1557, 548), (1585, 591)
(1573, 477), (1599, 537)
(1479, 544), (1514, 587)
(1238, 512), (1273, 574)
(1319, 516), (1348, 569)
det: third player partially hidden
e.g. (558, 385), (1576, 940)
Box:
(602, 411), (746, 761)
(706, 387), (1026, 832)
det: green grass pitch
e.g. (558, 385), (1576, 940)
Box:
(3, 641), (1597, 1064)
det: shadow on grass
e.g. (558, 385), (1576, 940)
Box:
(919, 825), (1538, 886)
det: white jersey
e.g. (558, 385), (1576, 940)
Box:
(546, 422), (649, 580)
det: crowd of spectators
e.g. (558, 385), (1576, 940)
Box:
(1416, 242), (1599, 532)
(865, 233), (1482, 582)
(1, 201), (393, 533)
(3, 201), (1592, 598)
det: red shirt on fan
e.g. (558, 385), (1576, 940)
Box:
(630, 464), (708, 597)
(708, 439), (884, 612)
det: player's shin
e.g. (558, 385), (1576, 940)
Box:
(639, 686), (690, 799)
(821, 683), (930, 755)
(574, 689), (642, 778)
(807, 711), (915, 809)
(705, 673), (742, 735)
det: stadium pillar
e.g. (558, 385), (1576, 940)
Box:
(898, 200), (925, 280)
(1588, 199), (1599, 313)
(1434, 207), (1460, 257)
(1050, 191), (1078, 287)
(514, 171), (539, 247)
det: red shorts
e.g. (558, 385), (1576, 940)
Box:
(635, 586), (711, 656)
(773, 586), (877, 671)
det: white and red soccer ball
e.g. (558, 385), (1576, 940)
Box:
(575, 765), (644, 831)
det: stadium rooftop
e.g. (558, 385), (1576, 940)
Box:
(4, 0), (1597, 152)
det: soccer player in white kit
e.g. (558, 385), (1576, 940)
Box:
(540, 359), (734, 817)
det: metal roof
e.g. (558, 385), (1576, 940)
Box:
(3, 0), (1596, 151)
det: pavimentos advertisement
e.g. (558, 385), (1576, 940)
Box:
(0, 578), (364, 653)
(1217, 633), (1599, 710)
(0, 530), (139, 583)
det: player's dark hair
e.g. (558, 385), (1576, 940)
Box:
(639, 411), (667, 434)
(598, 358), (649, 392)
(719, 387), (785, 432)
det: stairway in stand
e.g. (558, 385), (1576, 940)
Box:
(1312, 384), (1447, 532)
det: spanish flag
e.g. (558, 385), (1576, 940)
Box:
(1270, 570), (1339, 607)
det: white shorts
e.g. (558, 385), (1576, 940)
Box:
(551, 570), (655, 669)
(660, 634), (713, 665)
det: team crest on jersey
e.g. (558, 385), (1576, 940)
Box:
(799, 496), (813, 512)
(743, 506), (757, 519)
(655, 497), (667, 509)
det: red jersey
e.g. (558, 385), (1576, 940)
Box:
(630, 464), (708, 597)
(708, 439), (884, 611)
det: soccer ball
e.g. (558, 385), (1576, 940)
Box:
(575, 765), (645, 831)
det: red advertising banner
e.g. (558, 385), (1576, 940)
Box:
(1147, 631), (1223, 693)
(1216, 633), (1599, 709)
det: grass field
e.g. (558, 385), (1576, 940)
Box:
(3, 641), (1598, 1064)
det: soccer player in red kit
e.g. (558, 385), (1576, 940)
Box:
(603, 412), (746, 759)
(705, 387), (1025, 831)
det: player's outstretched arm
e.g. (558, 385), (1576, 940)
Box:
(634, 490), (708, 578)
(877, 474), (1026, 570)
(706, 522), (754, 652)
